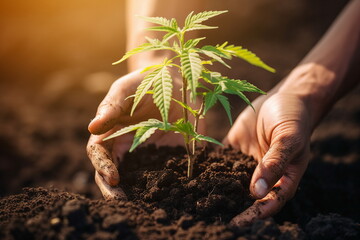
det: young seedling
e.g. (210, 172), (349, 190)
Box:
(104, 11), (275, 178)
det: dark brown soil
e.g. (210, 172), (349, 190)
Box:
(0, 187), (308, 240)
(1, 141), (360, 239)
(120, 146), (257, 224)
(0, 147), (309, 240)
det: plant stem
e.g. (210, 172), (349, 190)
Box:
(182, 77), (189, 123)
(192, 97), (205, 155)
(186, 148), (194, 179)
(179, 31), (194, 179)
(181, 75), (193, 178)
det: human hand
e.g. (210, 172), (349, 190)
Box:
(224, 92), (312, 226)
(87, 69), (204, 199)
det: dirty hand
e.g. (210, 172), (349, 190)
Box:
(224, 92), (311, 226)
(87, 69), (202, 200)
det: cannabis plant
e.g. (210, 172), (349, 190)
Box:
(104, 11), (275, 178)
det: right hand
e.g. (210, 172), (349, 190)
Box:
(87, 69), (204, 199)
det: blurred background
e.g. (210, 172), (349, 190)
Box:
(0, 0), (356, 199)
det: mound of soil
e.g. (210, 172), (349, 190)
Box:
(120, 146), (257, 223)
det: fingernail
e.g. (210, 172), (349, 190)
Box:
(254, 178), (268, 198)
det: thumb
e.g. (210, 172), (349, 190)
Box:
(250, 135), (302, 199)
(88, 100), (120, 135)
(88, 78), (134, 135)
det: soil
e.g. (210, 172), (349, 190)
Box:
(1, 127), (360, 240)
(120, 146), (257, 224)
(0, 147), (308, 240)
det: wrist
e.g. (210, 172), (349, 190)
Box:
(277, 63), (337, 130)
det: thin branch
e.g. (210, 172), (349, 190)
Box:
(192, 97), (205, 155)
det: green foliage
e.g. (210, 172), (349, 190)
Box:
(184, 11), (227, 32)
(214, 42), (276, 73)
(152, 65), (173, 125)
(181, 51), (202, 102)
(106, 10), (275, 178)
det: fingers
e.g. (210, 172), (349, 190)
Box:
(87, 135), (120, 186)
(230, 143), (310, 227)
(230, 172), (299, 227)
(250, 133), (304, 199)
(95, 171), (127, 200)
(89, 72), (141, 135)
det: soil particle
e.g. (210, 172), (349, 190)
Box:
(177, 214), (194, 230)
(62, 199), (89, 228)
(152, 209), (168, 224)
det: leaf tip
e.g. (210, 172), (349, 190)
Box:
(112, 60), (121, 65)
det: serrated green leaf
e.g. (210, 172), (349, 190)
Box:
(171, 120), (196, 140)
(130, 126), (158, 152)
(113, 43), (152, 65)
(204, 91), (218, 114)
(198, 49), (231, 68)
(197, 82), (211, 91)
(153, 66), (173, 125)
(225, 88), (254, 110)
(162, 32), (177, 44)
(131, 68), (162, 115)
(146, 26), (178, 32)
(140, 64), (164, 73)
(184, 11), (194, 27)
(185, 24), (218, 32)
(113, 37), (168, 65)
(194, 134), (223, 146)
(185, 11), (228, 29)
(139, 16), (171, 27)
(202, 45), (231, 59)
(181, 51), (202, 102)
(103, 119), (162, 141)
(201, 71), (221, 84)
(217, 95), (232, 125)
(170, 18), (178, 30)
(224, 79), (266, 94)
(217, 43), (275, 72)
(172, 98), (198, 117)
(184, 37), (206, 49)
(140, 16), (179, 34)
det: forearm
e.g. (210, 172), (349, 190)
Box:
(126, 0), (205, 71)
(277, 0), (360, 129)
